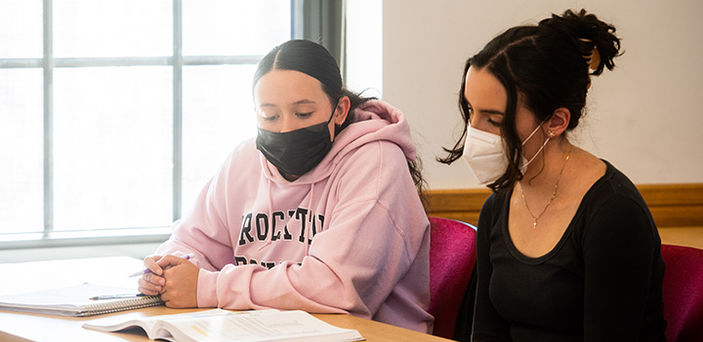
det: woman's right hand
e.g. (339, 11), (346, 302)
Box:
(137, 255), (165, 296)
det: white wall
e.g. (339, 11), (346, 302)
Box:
(383, 0), (703, 189)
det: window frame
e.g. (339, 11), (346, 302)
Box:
(0, 0), (343, 249)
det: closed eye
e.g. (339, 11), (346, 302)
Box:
(296, 112), (313, 118)
(260, 114), (278, 121)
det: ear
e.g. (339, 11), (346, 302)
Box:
(333, 96), (351, 126)
(544, 107), (570, 137)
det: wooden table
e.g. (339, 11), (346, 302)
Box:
(659, 226), (703, 249)
(0, 257), (450, 341)
(0, 306), (450, 341)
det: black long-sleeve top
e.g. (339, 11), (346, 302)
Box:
(470, 160), (666, 341)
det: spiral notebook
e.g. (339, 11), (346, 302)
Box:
(0, 283), (163, 317)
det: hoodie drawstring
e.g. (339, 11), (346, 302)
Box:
(305, 182), (315, 255)
(259, 178), (275, 251)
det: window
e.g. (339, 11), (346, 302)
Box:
(0, 0), (292, 246)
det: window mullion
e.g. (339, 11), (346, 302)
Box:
(42, 0), (54, 238)
(290, 0), (344, 70)
(54, 57), (172, 67)
(173, 0), (183, 221)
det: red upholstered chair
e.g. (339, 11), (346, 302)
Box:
(428, 216), (478, 339)
(661, 244), (703, 342)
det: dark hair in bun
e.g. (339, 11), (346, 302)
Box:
(440, 9), (621, 192)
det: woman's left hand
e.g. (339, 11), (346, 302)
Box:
(157, 255), (200, 308)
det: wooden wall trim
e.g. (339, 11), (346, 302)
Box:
(424, 183), (703, 228)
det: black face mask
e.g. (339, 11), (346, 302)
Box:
(255, 110), (336, 178)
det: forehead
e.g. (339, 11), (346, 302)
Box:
(254, 69), (326, 105)
(464, 66), (507, 110)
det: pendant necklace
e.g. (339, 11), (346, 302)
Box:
(520, 149), (571, 229)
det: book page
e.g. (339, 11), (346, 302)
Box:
(163, 309), (362, 342)
(84, 318), (164, 340)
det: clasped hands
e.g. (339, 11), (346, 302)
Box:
(137, 255), (200, 308)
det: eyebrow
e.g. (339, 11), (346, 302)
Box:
(465, 99), (505, 115)
(477, 109), (505, 115)
(259, 99), (317, 108)
(292, 99), (316, 105)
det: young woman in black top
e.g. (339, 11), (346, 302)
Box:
(439, 9), (666, 341)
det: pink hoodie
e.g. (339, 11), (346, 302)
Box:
(155, 100), (433, 333)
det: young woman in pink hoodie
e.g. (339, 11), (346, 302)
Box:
(137, 39), (433, 333)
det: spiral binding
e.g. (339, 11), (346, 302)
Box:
(76, 295), (163, 316)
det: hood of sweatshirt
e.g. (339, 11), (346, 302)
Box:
(258, 99), (416, 185)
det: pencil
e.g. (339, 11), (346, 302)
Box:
(89, 293), (147, 301)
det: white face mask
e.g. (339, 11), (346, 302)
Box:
(462, 126), (508, 185)
(462, 124), (549, 185)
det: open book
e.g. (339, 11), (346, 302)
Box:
(0, 283), (163, 316)
(83, 308), (365, 342)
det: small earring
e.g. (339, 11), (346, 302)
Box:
(547, 130), (555, 138)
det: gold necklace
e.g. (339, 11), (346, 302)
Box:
(519, 149), (571, 229)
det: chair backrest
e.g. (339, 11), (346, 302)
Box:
(428, 216), (477, 339)
(661, 244), (703, 342)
